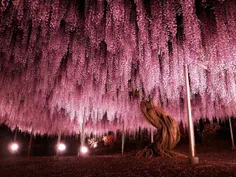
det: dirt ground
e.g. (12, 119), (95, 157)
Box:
(1, 141), (236, 177)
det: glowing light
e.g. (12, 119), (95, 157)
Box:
(80, 146), (88, 154)
(9, 143), (19, 152)
(93, 143), (97, 148)
(57, 143), (66, 151)
(88, 138), (98, 149)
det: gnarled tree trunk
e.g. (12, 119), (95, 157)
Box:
(136, 99), (181, 158)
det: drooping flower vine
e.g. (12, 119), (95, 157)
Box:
(0, 0), (235, 135)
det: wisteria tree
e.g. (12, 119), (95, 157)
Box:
(0, 0), (236, 137)
(136, 99), (181, 158)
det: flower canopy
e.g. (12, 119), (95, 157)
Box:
(0, 0), (236, 134)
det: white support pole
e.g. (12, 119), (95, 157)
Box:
(12, 126), (18, 157)
(184, 64), (199, 164)
(121, 123), (125, 155)
(81, 109), (86, 146)
(28, 131), (33, 157)
(151, 128), (154, 143)
(14, 127), (18, 142)
(78, 108), (86, 156)
(56, 132), (61, 156)
(133, 129), (136, 140)
(229, 117), (236, 150)
(140, 127), (143, 141)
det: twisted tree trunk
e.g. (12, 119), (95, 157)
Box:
(136, 99), (181, 158)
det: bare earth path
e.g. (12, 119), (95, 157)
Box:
(1, 143), (236, 177)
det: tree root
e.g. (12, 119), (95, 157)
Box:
(136, 146), (154, 159)
(136, 146), (187, 158)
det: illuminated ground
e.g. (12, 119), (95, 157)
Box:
(1, 142), (236, 177)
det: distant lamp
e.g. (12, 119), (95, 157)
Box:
(57, 143), (66, 152)
(9, 143), (19, 153)
(93, 143), (98, 148)
(80, 146), (88, 154)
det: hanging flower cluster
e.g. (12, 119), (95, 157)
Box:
(0, 0), (235, 135)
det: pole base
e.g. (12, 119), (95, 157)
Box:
(231, 146), (236, 150)
(189, 156), (199, 164)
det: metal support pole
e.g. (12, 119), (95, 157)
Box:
(133, 130), (136, 140)
(56, 133), (61, 156)
(121, 123), (125, 155)
(81, 109), (86, 146)
(14, 127), (18, 142)
(94, 131), (97, 139)
(78, 109), (86, 156)
(28, 131), (33, 157)
(140, 127), (143, 141)
(12, 127), (18, 157)
(229, 117), (236, 150)
(151, 128), (154, 143)
(184, 64), (199, 164)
